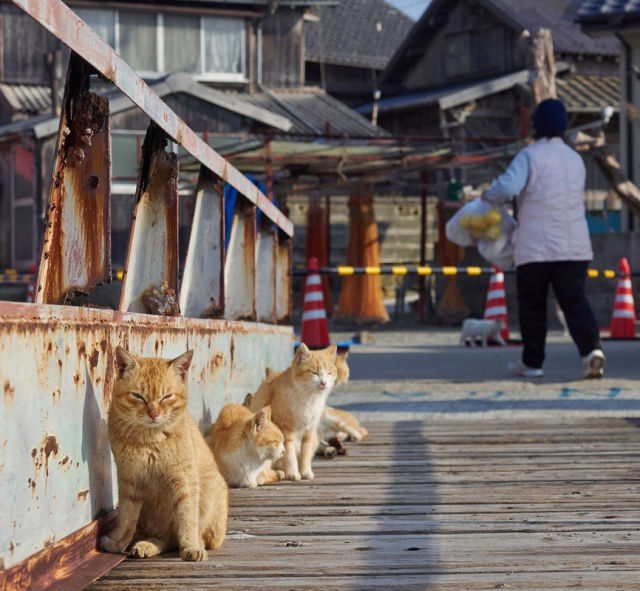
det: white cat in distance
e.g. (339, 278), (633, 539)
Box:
(459, 318), (507, 347)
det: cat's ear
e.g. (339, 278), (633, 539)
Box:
(253, 408), (268, 432)
(243, 393), (253, 408)
(261, 405), (272, 421)
(169, 350), (194, 381)
(326, 344), (338, 358)
(115, 346), (138, 378)
(295, 343), (311, 363)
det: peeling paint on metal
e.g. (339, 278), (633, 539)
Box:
(0, 301), (293, 573)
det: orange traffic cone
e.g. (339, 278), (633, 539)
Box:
(483, 265), (509, 343)
(609, 257), (636, 338)
(300, 257), (330, 348)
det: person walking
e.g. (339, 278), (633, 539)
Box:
(481, 98), (605, 378)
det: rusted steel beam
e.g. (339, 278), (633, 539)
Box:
(36, 52), (111, 304)
(0, 516), (123, 591)
(224, 199), (256, 321)
(275, 237), (292, 323)
(256, 227), (277, 323)
(119, 124), (179, 314)
(9, 0), (292, 237)
(179, 166), (225, 319)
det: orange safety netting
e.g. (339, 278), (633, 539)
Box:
(335, 186), (389, 324)
(304, 203), (333, 315)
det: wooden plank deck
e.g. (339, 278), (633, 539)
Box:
(88, 418), (640, 590)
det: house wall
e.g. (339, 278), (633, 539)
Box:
(306, 62), (380, 107)
(399, 0), (520, 92)
(0, 3), (61, 85)
(261, 8), (304, 88)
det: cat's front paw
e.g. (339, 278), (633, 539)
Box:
(100, 535), (125, 554)
(130, 540), (161, 558)
(285, 471), (301, 481)
(275, 470), (285, 481)
(180, 546), (208, 561)
(301, 469), (314, 480)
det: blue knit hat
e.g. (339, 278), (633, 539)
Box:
(533, 98), (568, 137)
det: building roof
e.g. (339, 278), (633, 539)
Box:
(578, 1), (640, 28)
(0, 74), (385, 140)
(383, 0), (619, 83)
(305, 0), (415, 70)
(556, 73), (620, 113)
(358, 69), (619, 116)
(482, 0), (620, 56)
(239, 86), (389, 137)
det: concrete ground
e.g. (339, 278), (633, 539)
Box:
(325, 324), (640, 421)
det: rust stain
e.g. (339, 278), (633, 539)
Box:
(77, 490), (89, 501)
(209, 352), (225, 376)
(73, 372), (80, 384)
(60, 456), (69, 465)
(78, 343), (86, 358)
(89, 348), (99, 369)
(3, 379), (14, 403)
(38, 58), (111, 304)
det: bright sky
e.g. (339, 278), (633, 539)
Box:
(385, 0), (432, 20)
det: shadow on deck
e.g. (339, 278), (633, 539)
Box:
(88, 417), (640, 590)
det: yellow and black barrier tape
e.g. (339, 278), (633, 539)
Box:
(294, 265), (633, 278)
(0, 270), (35, 283)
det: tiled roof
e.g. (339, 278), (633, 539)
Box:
(556, 73), (620, 112)
(239, 87), (389, 137)
(578, 1), (640, 24)
(305, 0), (415, 69)
(481, 0), (620, 56)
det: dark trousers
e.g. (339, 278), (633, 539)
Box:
(516, 260), (601, 369)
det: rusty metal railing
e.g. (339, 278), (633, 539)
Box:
(0, 2), (296, 589)
(11, 0), (292, 322)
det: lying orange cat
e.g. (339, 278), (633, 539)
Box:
(101, 346), (228, 561)
(249, 343), (338, 481)
(207, 403), (285, 488)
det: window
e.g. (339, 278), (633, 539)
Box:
(74, 7), (246, 81)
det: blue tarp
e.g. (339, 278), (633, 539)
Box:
(224, 175), (278, 251)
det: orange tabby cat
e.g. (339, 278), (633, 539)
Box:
(100, 346), (228, 561)
(207, 403), (285, 488)
(249, 343), (337, 481)
(319, 351), (368, 449)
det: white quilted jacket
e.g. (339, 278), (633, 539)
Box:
(512, 138), (592, 267)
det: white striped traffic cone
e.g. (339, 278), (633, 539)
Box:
(483, 265), (509, 343)
(300, 257), (330, 348)
(609, 257), (636, 338)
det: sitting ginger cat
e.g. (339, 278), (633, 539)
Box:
(316, 351), (369, 457)
(207, 404), (285, 488)
(101, 347), (228, 562)
(248, 343), (338, 481)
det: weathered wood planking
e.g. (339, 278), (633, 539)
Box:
(89, 418), (640, 590)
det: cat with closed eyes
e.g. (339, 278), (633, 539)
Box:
(207, 403), (285, 488)
(100, 346), (228, 562)
(248, 343), (338, 481)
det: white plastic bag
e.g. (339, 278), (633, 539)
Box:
(445, 198), (516, 269)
